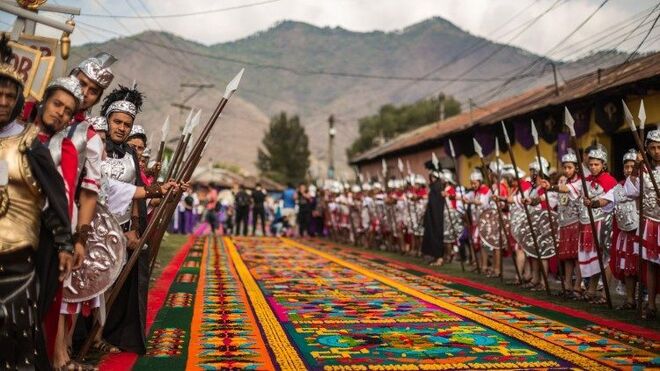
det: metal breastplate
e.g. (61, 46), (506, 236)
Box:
(101, 154), (136, 224)
(642, 168), (660, 222)
(69, 121), (90, 182)
(558, 192), (580, 226)
(0, 125), (43, 253)
(579, 182), (607, 224)
(48, 122), (90, 191)
(613, 184), (638, 231)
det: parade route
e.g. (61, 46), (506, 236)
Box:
(103, 236), (659, 371)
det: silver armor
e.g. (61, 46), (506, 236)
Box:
(579, 181), (608, 224)
(613, 184), (638, 232)
(63, 202), (127, 302)
(558, 191), (580, 226)
(101, 153), (136, 224)
(642, 168), (660, 222)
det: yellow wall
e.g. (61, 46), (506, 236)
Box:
(455, 91), (660, 185)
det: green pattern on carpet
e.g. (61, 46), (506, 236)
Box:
(132, 237), (205, 370)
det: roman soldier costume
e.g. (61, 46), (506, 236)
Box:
(625, 130), (660, 266)
(606, 150), (640, 280)
(578, 145), (617, 278)
(99, 85), (150, 354)
(0, 36), (72, 370)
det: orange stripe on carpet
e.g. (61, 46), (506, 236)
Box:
(100, 235), (196, 371)
(184, 236), (208, 370)
(312, 238), (660, 342)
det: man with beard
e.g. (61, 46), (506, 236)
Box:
(33, 76), (104, 370)
(0, 35), (73, 370)
(49, 53), (114, 371)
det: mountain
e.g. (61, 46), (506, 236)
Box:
(69, 17), (629, 175)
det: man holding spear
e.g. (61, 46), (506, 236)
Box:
(624, 108), (660, 320)
(563, 108), (614, 308)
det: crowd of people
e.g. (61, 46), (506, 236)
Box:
(317, 141), (659, 321)
(0, 39), (192, 369)
(170, 134), (660, 325)
(171, 181), (329, 238)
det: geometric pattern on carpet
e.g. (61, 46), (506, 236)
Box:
(133, 236), (660, 370)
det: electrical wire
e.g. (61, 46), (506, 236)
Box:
(80, 0), (282, 19)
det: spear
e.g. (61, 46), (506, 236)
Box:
(563, 107), (612, 308)
(636, 99), (646, 316)
(433, 152), (463, 271)
(155, 115), (170, 165)
(172, 109), (201, 179)
(493, 140), (504, 281)
(77, 68), (245, 360)
(499, 123), (548, 293)
(164, 109), (193, 180)
(530, 119), (565, 295)
(623, 99), (660, 201)
(398, 158), (417, 252)
(474, 137), (522, 283)
(448, 139), (481, 273)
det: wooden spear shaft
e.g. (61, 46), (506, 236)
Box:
(477, 156), (523, 283)
(503, 148), (550, 295)
(165, 133), (186, 180)
(78, 70), (243, 360)
(637, 165), (645, 317)
(155, 140), (165, 165)
(533, 143), (566, 294)
(494, 154), (504, 282)
(448, 154), (481, 273)
(570, 140), (613, 309)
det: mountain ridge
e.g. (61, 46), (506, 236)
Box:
(70, 17), (630, 175)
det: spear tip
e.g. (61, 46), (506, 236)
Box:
(639, 99), (646, 129)
(564, 106), (576, 137)
(622, 99), (636, 132)
(224, 68), (245, 99)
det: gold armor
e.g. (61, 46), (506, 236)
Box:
(0, 124), (43, 253)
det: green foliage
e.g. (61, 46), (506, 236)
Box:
(257, 112), (311, 184)
(347, 94), (461, 158)
(213, 162), (242, 174)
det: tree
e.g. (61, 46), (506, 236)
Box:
(347, 94), (461, 158)
(257, 112), (311, 185)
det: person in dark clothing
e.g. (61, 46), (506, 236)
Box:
(297, 183), (312, 237)
(252, 182), (267, 236)
(421, 167), (445, 266)
(234, 184), (251, 236)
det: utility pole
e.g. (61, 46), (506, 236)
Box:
(171, 83), (214, 134)
(328, 114), (336, 179)
(439, 93), (445, 121)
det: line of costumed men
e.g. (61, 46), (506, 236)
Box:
(0, 36), (183, 370)
(325, 123), (659, 321)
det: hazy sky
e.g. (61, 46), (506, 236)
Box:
(1, 0), (657, 60)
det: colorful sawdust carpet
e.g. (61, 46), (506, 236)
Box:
(125, 236), (658, 371)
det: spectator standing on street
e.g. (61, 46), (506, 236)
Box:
(282, 183), (297, 231)
(234, 183), (251, 236)
(297, 183), (313, 237)
(205, 182), (219, 235)
(252, 182), (267, 236)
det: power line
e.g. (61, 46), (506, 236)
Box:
(73, 19), (540, 83)
(471, 0), (612, 104)
(622, 6), (660, 63)
(80, 0), (281, 19)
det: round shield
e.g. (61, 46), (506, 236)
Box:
(63, 203), (127, 302)
(443, 208), (464, 243)
(511, 206), (558, 259)
(478, 208), (510, 250)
